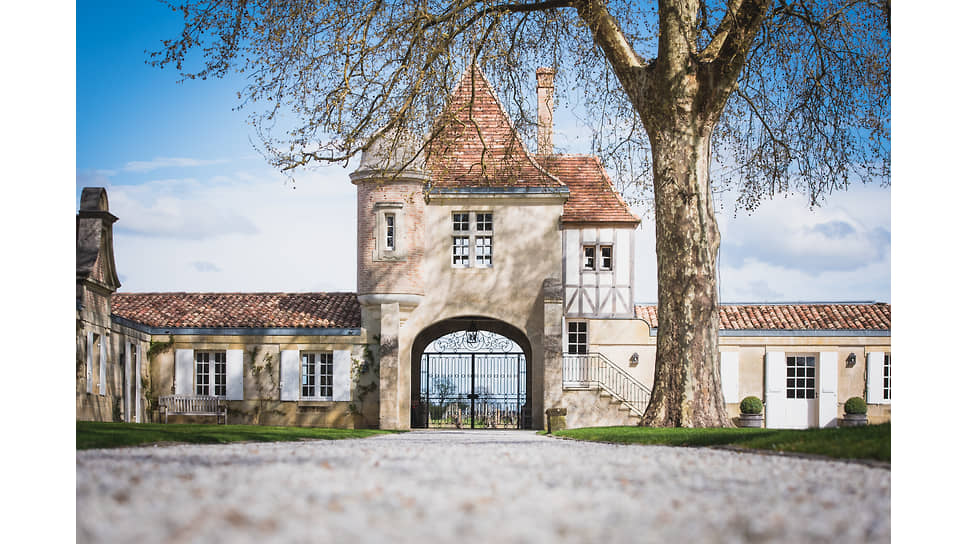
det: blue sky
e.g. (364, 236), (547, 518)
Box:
(75, 0), (891, 302)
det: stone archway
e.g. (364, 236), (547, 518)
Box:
(410, 316), (533, 429)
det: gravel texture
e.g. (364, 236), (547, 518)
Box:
(76, 430), (890, 543)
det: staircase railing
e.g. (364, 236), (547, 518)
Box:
(562, 353), (652, 416)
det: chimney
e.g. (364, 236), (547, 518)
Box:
(536, 67), (555, 155)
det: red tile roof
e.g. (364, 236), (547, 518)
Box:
(426, 65), (564, 189)
(540, 155), (640, 224)
(634, 303), (890, 330)
(111, 292), (361, 329)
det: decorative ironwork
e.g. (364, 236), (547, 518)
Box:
(414, 352), (529, 429)
(429, 329), (519, 353)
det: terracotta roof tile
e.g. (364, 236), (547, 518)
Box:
(634, 303), (890, 331)
(111, 292), (361, 329)
(539, 154), (640, 224)
(427, 65), (563, 189)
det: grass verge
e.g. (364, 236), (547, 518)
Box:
(553, 422), (890, 463)
(77, 421), (397, 450)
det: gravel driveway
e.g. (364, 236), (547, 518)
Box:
(76, 430), (889, 543)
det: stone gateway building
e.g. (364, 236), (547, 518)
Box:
(76, 66), (891, 430)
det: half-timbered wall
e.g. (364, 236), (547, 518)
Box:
(562, 226), (635, 318)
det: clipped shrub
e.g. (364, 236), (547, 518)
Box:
(844, 396), (867, 415)
(739, 396), (763, 415)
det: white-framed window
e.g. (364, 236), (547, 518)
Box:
(883, 354), (891, 400)
(452, 211), (493, 268)
(385, 213), (395, 250)
(599, 245), (612, 271)
(301, 352), (334, 399)
(566, 321), (588, 354)
(785, 355), (816, 399)
(196, 351), (227, 397)
(582, 244), (613, 271)
(373, 202), (404, 261)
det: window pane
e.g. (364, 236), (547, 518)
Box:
(476, 212), (492, 232)
(476, 236), (492, 266)
(214, 352), (226, 397)
(452, 237), (469, 266)
(583, 246), (596, 270)
(196, 352), (210, 395)
(600, 245), (612, 271)
(385, 214), (395, 250)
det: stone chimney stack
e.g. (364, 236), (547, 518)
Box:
(536, 67), (555, 155)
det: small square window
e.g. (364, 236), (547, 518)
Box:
(583, 246), (596, 270)
(600, 245), (612, 271)
(453, 213), (470, 231)
(567, 322), (588, 354)
(476, 212), (492, 232)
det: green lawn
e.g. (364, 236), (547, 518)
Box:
(553, 423), (890, 463)
(76, 421), (397, 450)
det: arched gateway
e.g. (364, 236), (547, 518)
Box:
(410, 317), (531, 429)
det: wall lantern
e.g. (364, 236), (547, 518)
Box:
(629, 352), (639, 366)
(846, 352), (857, 367)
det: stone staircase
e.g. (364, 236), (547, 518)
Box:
(562, 353), (651, 424)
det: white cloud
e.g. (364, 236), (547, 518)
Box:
(121, 157), (230, 173)
(632, 183), (891, 302)
(109, 164), (359, 293)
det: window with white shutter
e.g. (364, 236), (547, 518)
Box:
(301, 352), (334, 400)
(194, 351), (227, 397)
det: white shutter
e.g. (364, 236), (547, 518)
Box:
(226, 349), (244, 401)
(99, 336), (107, 395)
(720, 350), (739, 403)
(135, 342), (143, 422)
(175, 349), (194, 395)
(333, 350), (352, 402)
(866, 352), (885, 404)
(280, 350), (300, 401)
(764, 351), (785, 429)
(86, 332), (94, 394)
(818, 351), (839, 428)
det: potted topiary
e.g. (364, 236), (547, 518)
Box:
(738, 396), (764, 428)
(842, 397), (868, 426)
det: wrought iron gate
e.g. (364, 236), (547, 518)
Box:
(415, 352), (528, 429)
(413, 329), (528, 429)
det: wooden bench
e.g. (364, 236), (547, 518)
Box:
(158, 395), (227, 424)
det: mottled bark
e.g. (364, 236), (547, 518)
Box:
(641, 127), (730, 427)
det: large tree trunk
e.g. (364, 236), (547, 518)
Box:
(640, 125), (731, 427)
(575, 0), (770, 427)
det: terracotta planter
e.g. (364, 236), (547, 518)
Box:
(841, 413), (868, 427)
(738, 413), (763, 428)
